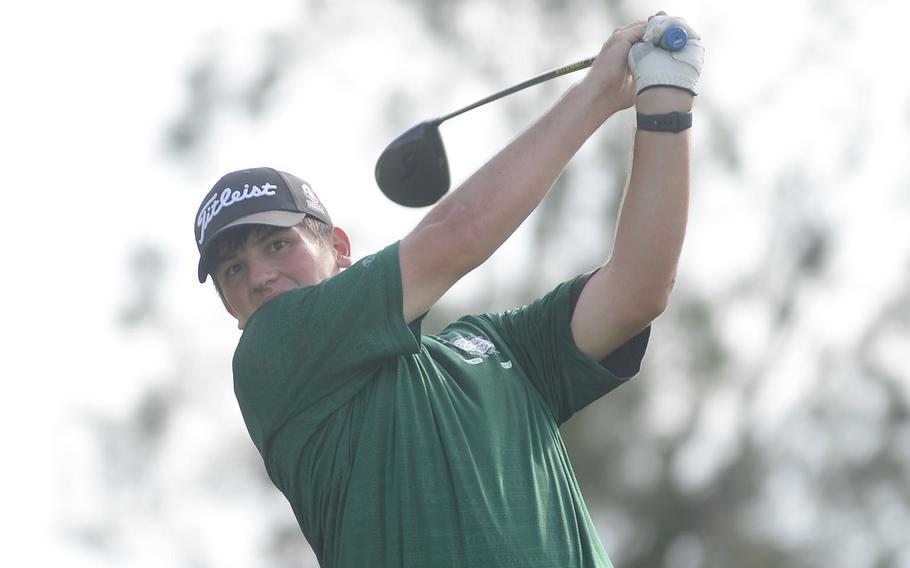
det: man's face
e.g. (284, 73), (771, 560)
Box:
(213, 225), (351, 329)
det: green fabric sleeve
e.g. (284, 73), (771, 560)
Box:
(478, 276), (646, 425)
(231, 241), (419, 456)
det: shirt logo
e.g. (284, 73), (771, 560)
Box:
(197, 182), (278, 244)
(448, 334), (498, 358)
(439, 333), (513, 369)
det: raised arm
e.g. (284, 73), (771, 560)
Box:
(398, 19), (654, 324)
(571, 16), (704, 360)
(570, 88), (693, 359)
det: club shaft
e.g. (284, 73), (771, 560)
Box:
(435, 56), (595, 124)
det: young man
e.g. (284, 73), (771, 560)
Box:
(193, 14), (703, 568)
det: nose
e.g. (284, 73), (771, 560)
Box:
(248, 258), (278, 290)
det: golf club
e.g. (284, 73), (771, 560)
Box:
(375, 26), (688, 207)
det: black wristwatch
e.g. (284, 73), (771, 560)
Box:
(636, 111), (693, 133)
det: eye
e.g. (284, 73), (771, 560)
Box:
(270, 239), (290, 252)
(222, 262), (243, 279)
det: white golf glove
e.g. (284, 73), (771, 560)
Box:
(628, 16), (705, 95)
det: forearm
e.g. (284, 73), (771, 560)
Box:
(609, 88), (693, 312)
(415, 79), (617, 269)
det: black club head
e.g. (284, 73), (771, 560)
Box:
(375, 120), (450, 207)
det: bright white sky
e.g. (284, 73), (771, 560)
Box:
(2, 0), (908, 565)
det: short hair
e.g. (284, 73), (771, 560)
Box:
(210, 217), (333, 301)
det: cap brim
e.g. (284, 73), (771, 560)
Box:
(197, 211), (307, 282)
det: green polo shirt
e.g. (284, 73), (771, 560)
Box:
(233, 242), (647, 567)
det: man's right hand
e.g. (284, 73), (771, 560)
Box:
(581, 15), (657, 117)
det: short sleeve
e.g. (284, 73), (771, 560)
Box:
(479, 275), (649, 425)
(232, 241), (419, 455)
(569, 270), (650, 379)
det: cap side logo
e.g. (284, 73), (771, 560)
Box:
(197, 182), (278, 245)
(301, 182), (319, 203)
(300, 182), (328, 217)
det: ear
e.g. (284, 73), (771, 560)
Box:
(331, 226), (353, 269)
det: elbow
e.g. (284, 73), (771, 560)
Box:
(649, 273), (677, 319)
(635, 272), (676, 324)
(600, 260), (677, 327)
(646, 295), (669, 322)
(633, 299), (667, 328)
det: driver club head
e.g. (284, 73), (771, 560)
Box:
(374, 120), (450, 207)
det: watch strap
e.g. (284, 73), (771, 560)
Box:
(636, 111), (692, 133)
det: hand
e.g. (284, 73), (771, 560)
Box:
(628, 16), (705, 96)
(582, 16), (655, 114)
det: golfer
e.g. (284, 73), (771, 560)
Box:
(193, 13), (703, 568)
